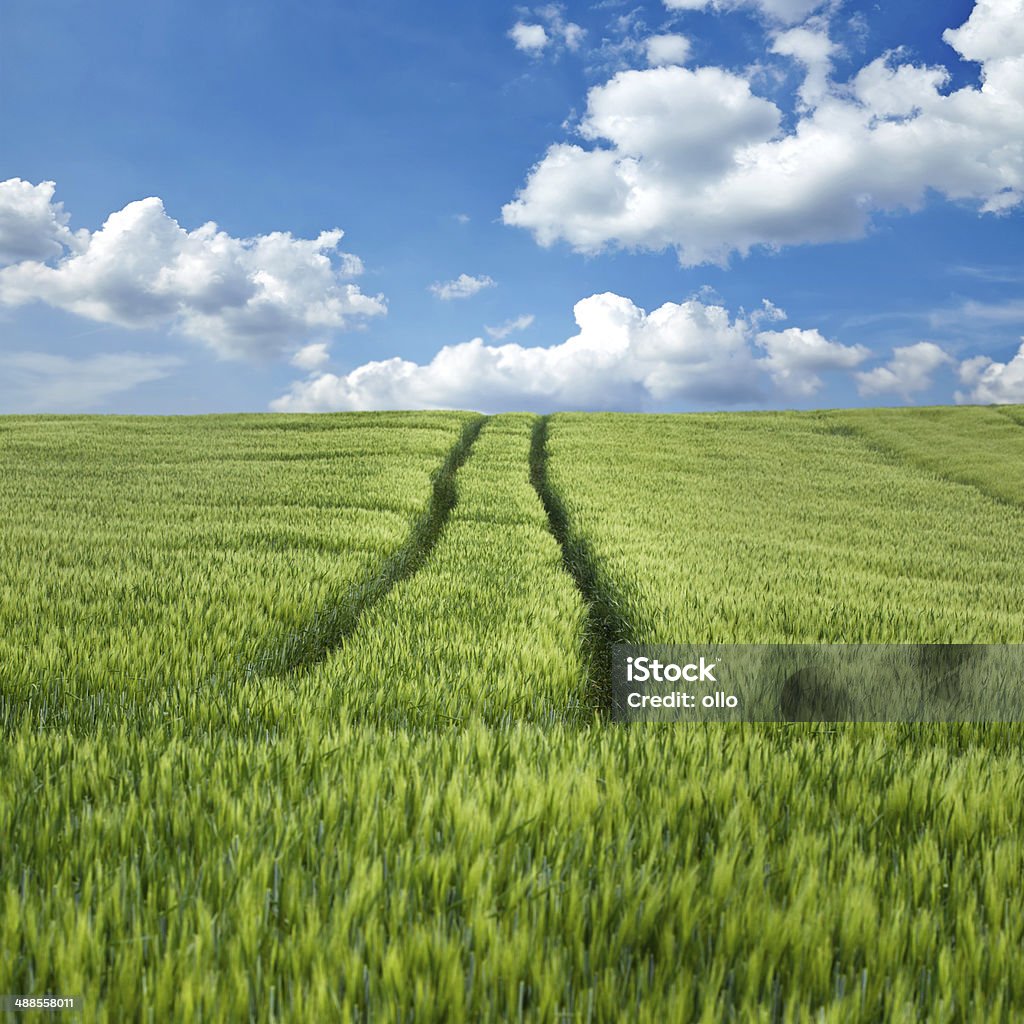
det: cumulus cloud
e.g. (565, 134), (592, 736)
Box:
(510, 5), (585, 56)
(956, 341), (1024, 403)
(855, 342), (953, 399)
(485, 314), (536, 339)
(509, 22), (550, 53)
(757, 326), (869, 395)
(0, 179), (385, 360)
(943, 0), (1024, 62)
(562, 23), (586, 51)
(429, 273), (496, 300)
(770, 23), (838, 109)
(0, 179), (85, 265)
(645, 34), (692, 67)
(290, 342), (331, 371)
(504, 1), (1024, 265)
(749, 298), (788, 326)
(0, 351), (182, 412)
(271, 292), (871, 413)
(538, 3), (585, 50)
(662, 0), (829, 26)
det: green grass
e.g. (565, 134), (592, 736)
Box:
(3, 406), (1024, 1022)
(825, 405), (1024, 508)
(544, 410), (1024, 645)
(0, 412), (476, 715)
(300, 413), (593, 727)
(6, 721), (1024, 1022)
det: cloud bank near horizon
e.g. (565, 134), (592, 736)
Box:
(270, 291), (959, 413)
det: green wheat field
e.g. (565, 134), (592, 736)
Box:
(3, 405), (1024, 1022)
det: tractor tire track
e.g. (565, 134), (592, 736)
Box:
(264, 413), (488, 675)
(529, 414), (634, 716)
(819, 416), (1024, 513)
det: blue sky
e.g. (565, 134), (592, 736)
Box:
(1, 0), (1022, 413)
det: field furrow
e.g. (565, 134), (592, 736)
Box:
(5, 407), (1024, 1022)
(825, 405), (1024, 508)
(0, 412), (477, 724)
(293, 412), (592, 727)
(269, 413), (485, 675)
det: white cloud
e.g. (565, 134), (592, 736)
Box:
(509, 22), (550, 53)
(0, 351), (182, 412)
(290, 342), (331, 371)
(538, 4), (586, 50)
(943, 0), (1024, 62)
(504, 1), (1024, 265)
(0, 179), (85, 265)
(586, 10), (650, 73)
(645, 34), (692, 67)
(949, 264), (1024, 284)
(956, 340), (1024, 403)
(750, 298), (788, 326)
(510, 6), (585, 56)
(770, 23), (838, 109)
(271, 292), (869, 413)
(662, 0), (829, 26)
(855, 342), (953, 399)
(429, 273), (496, 300)
(930, 298), (1024, 327)
(562, 23), (586, 51)
(757, 326), (869, 395)
(485, 314), (536, 340)
(0, 180), (385, 360)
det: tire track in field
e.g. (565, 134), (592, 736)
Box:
(819, 416), (1024, 512)
(993, 406), (1024, 430)
(265, 413), (488, 674)
(529, 414), (634, 714)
